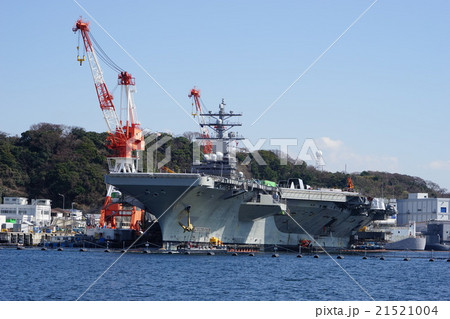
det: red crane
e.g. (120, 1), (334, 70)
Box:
(188, 88), (213, 154)
(346, 177), (355, 192)
(73, 19), (144, 231)
(73, 19), (144, 163)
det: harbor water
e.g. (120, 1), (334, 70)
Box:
(1, 248), (449, 301)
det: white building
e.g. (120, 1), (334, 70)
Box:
(69, 209), (83, 221)
(0, 197), (52, 228)
(397, 193), (449, 226)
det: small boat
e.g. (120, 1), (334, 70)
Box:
(176, 242), (228, 254)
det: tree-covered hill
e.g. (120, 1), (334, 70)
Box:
(0, 123), (110, 211)
(0, 124), (448, 211)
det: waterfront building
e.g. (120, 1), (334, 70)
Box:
(0, 197), (52, 228)
(69, 209), (83, 221)
(396, 193), (449, 226)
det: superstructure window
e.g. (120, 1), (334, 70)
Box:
(1, 209), (16, 214)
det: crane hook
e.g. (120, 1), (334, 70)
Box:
(77, 55), (86, 66)
(76, 46), (85, 66)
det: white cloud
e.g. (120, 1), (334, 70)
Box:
(318, 137), (343, 150)
(316, 137), (399, 173)
(428, 160), (450, 171)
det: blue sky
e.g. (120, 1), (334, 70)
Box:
(1, 0), (449, 191)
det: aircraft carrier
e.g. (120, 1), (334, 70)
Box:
(105, 100), (392, 251)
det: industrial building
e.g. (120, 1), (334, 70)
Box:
(0, 197), (52, 230)
(396, 193), (449, 226)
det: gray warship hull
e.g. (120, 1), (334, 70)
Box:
(275, 188), (386, 248)
(385, 237), (426, 250)
(106, 173), (284, 249)
(105, 173), (387, 250)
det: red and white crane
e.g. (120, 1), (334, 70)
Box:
(73, 19), (144, 231)
(73, 19), (144, 171)
(188, 88), (213, 154)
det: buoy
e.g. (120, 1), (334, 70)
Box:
(296, 254), (303, 258)
(232, 252), (238, 256)
(272, 253), (279, 258)
(447, 259), (450, 262)
(337, 255), (344, 259)
(362, 256), (368, 260)
(41, 247), (47, 251)
(207, 252), (215, 256)
(313, 254), (319, 258)
(248, 253), (255, 257)
(403, 258), (410, 261)
(104, 249), (110, 253)
(429, 258), (435, 262)
(80, 248), (87, 252)
(121, 249), (126, 253)
(380, 256), (385, 260)
(57, 248), (64, 251)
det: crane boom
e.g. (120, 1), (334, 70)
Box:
(73, 19), (123, 135)
(189, 88), (213, 154)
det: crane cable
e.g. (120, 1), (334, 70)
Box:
(77, 31), (81, 56)
(90, 32), (124, 73)
(76, 31), (85, 64)
(199, 97), (210, 114)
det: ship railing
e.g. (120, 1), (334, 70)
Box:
(281, 188), (347, 202)
(214, 176), (279, 193)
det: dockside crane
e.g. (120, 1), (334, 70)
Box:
(188, 88), (213, 154)
(73, 18), (145, 231)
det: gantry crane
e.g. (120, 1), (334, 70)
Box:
(73, 19), (144, 231)
(188, 88), (213, 154)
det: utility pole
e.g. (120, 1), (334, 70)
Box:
(58, 193), (65, 210)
